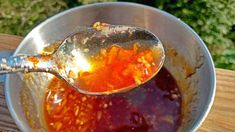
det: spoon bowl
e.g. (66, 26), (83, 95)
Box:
(0, 24), (165, 95)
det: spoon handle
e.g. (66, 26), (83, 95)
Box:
(0, 55), (56, 74)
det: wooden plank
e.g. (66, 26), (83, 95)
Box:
(0, 34), (22, 132)
(0, 34), (234, 131)
(0, 34), (22, 50)
(0, 82), (20, 131)
(198, 69), (235, 132)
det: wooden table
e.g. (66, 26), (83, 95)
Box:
(0, 34), (234, 131)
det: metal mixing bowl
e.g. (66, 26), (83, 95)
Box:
(5, 2), (216, 131)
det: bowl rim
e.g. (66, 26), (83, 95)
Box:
(5, 2), (216, 131)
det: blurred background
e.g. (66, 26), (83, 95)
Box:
(0, 0), (234, 70)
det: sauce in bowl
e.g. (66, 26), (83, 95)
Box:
(44, 67), (181, 132)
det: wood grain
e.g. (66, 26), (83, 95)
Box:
(0, 34), (234, 132)
(0, 34), (22, 132)
(198, 69), (235, 132)
(0, 83), (20, 132)
(0, 34), (22, 50)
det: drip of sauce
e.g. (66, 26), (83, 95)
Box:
(44, 67), (181, 132)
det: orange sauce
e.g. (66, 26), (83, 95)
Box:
(44, 42), (181, 131)
(44, 67), (181, 132)
(27, 55), (53, 67)
(76, 43), (159, 93)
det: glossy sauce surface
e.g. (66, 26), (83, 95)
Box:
(44, 67), (181, 132)
(76, 43), (161, 93)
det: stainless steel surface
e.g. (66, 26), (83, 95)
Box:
(1, 25), (165, 95)
(0, 51), (13, 82)
(4, 2), (216, 132)
(53, 24), (165, 95)
(0, 54), (57, 74)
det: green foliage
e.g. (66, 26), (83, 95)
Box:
(77, 0), (116, 4)
(0, 0), (234, 70)
(156, 0), (235, 69)
(0, 0), (67, 36)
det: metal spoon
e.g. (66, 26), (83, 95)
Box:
(0, 24), (165, 95)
